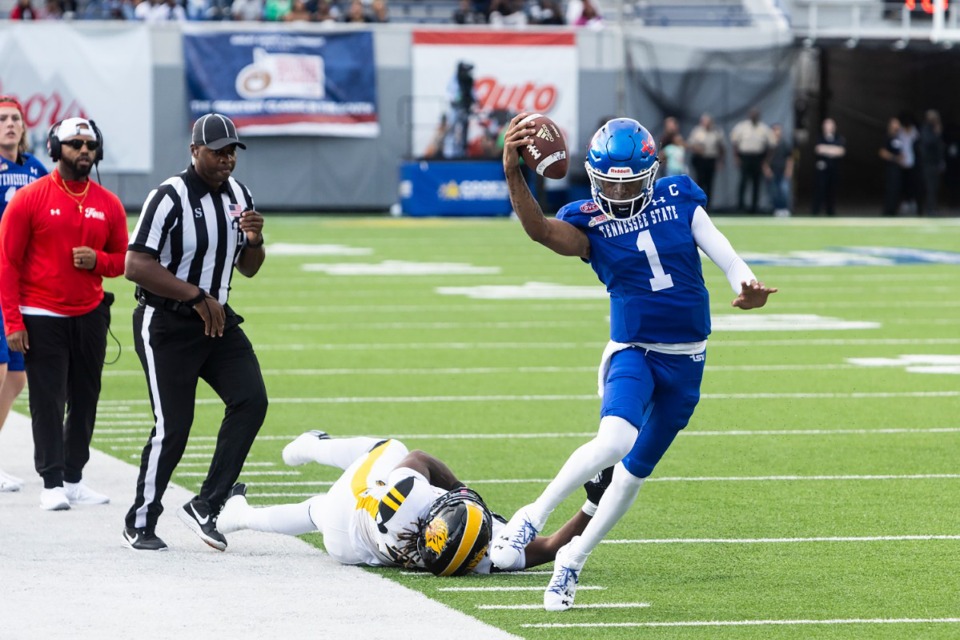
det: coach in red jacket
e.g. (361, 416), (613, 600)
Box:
(0, 117), (128, 511)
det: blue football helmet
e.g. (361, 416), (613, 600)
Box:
(585, 118), (660, 220)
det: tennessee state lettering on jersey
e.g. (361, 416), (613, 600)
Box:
(557, 175), (712, 344)
(0, 153), (48, 216)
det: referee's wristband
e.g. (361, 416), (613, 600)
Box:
(246, 234), (264, 248)
(185, 289), (207, 306)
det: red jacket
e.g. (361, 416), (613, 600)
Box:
(0, 171), (128, 335)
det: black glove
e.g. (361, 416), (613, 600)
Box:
(583, 466), (614, 506)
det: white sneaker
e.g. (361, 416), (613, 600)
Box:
(64, 481), (110, 505)
(40, 486), (71, 511)
(544, 540), (583, 612)
(0, 468), (24, 492)
(489, 505), (540, 570)
(281, 430), (330, 467)
(215, 483), (250, 535)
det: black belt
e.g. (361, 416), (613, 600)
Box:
(136, 288), (198, 318)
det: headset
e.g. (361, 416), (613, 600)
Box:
(47, 119), (104, 164)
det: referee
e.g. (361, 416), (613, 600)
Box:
(123, 113), (268, 552)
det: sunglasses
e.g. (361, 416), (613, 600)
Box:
(64, 139), (100, 151)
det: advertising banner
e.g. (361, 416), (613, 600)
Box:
(411, 30), (578, 163)
(400, 160), (512, 216)
(184, 29), (379, 137)
(0, 23), (153, 172)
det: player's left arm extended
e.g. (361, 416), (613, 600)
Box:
(397, 451), (466, 491)
(691, 206), (777, 309)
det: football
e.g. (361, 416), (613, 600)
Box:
(517, 113), (568, 179)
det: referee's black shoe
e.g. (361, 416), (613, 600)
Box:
(178, 497), (228, 551)
(123, 526), (168, 551)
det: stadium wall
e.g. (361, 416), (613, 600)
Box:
(0, 22), (792, 213)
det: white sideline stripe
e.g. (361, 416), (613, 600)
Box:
(522, 618), (960, 629)
(96, 427), (960, 445)
(480, 603), (651, 610)
(438, 586), (606, 592)
(94, 390), (960, 406)
(602, 535), (960, 545)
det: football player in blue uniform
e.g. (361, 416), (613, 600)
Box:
(0, 96), (47, 492)
(490, 115), (777, 610)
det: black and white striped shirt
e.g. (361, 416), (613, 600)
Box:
(128, 165), (255, 305)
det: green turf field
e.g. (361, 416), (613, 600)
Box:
(84, 215), (959, 639)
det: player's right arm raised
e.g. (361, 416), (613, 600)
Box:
(503, 114), (590, 260)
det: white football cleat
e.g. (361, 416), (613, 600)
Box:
(64, 481), (110, 505)
(489, 504), (540, 570)
(281, 430), (330, 467)
(544, 541), (582, 612)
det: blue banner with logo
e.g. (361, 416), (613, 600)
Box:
(400, 161), (514, 217)
(183, 29), (378, 137)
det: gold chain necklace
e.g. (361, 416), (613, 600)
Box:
(54, 171), (91, 212)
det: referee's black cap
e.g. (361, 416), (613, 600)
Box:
(192, 113), (247, 151)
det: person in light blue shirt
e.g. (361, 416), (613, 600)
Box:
(491, 115), (777, 611)
(0, 96), (47, 492)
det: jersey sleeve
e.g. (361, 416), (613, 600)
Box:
(128, 184), (180, 257)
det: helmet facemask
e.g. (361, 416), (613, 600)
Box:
(587, 159), (659, 220)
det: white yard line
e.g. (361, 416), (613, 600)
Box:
(603, 535), (960, 545)
(92, 390), (960, 407)
(522, 617), (960, 629)
(480, 603), (651, 610)
(438, 586), (606, 592)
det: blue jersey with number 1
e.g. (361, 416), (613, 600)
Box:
(557, 175), (710, 344)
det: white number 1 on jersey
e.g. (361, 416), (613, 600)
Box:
(636, 230), (674, 291)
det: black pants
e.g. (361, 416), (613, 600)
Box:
(23, 300), (110, 488)
(737, 153), (765, 213)
(812, 167), (839, 216)
(125, 303), (268, 531)
(691, 156), (717, 205)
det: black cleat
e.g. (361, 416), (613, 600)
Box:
(123, 526), (169, 551)
(178, 497), (228, 551)
(227, 482), (247, 500)
(583, 466), (614, 507)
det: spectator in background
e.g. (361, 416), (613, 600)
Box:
(879, 117), (905, 217)
(262, 0), (291, 20)
(919, 109), (945, 216)
(10, 0), (39, 18)
(343, 0), (370, 21)
(529, 0), (563, 24)
(489, 0), (527, 25)
(567, 0), (601, 26)
(284, 0), (312, 20)
(811, 117), (845, 217)
(730, 107), (774, 213)
(897, 112), (920, 215)
(763, 123), (793, 217)
(444, 61), (477, 159)
(661, 132), (687, 177)
(369, 0), (388, 22)
(453, 0), (486, 23)
(43, 0), (64, 18)
(231, 0), (263, 20)
(313, 0), (339, 21)
(687, 113), (725, 206)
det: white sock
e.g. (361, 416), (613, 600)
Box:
(312, 437), (383, 470)
(528, 416), (637, 528)
(570, 463), (645, 557)
(243, 497), (321, 536)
